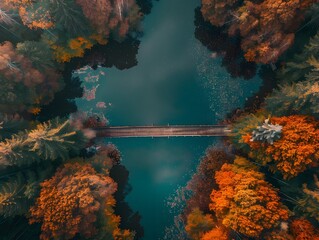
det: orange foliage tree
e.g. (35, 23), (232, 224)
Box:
(290, 219), (319, 240)
(201, 0), (238, 27)
(185, 147), (233, 214)
(185, 208), (214, 240)
(201, 226), (229, 240)
(210, 156), (289, 237)
(0, 41), (62, 113)
(244, 115), (319, 179)
(47, 36), (94, 63)
(29, 163), (118, 240)
(201, 0), (318, 64)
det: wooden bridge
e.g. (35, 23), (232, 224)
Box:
(94, 125), (231, 138)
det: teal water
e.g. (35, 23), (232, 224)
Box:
(76, 0), (262, 239)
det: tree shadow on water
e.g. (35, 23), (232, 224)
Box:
(37, 36), (141, 121)
(110, 165), (144, 239)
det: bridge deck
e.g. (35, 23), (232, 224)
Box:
(94, 125), (231, 138)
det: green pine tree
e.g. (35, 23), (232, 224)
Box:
(265, 80), (319, 117)
(0, 118), (87, 167)
(0, 163), (55, 218)
(278, 30), (319, 83)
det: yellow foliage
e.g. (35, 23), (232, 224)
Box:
(185, 208), (214, 240)
(48, 35), (107, 63)
(27, 107), (41, 115)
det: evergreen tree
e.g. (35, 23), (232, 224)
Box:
(278, 30), (319, 83)
(0, 163), (55, 218)
(16, 41), (56, 70)
(0, 118), (87, 167)
(265, 80), (319, 117)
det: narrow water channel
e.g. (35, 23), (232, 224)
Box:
(76, 0), (262, 239)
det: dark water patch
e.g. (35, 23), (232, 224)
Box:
(110, 164), (144, 239)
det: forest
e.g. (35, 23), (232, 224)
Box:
(0, 0), (147, 239)
(0, 0), (319, 239)
(179, 0), (319, 239)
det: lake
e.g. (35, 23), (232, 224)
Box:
(75, 0), (261, 239)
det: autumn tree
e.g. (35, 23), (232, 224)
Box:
(185, 147), (233, 215)
(0, 114), (30, 140)
(0, 41), (63, 113)
(75, 0), (142, 39)
(244, 115), (319, 179)
(290, 218), (319, 240)
(29, 162), (119, 240)
(16, 41), (55, 70)
(201, 226), (229, 240)
(210, 156), (289, 237)
(201, 0), (319, 64)
(201, 0), (238, 27)
(230, 110), (267, 151)
(185, 208), (214, 240)
(236, 0), (318, 64)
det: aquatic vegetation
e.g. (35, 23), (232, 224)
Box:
(201, 0), (318, 64)
(210, 156), (289, 237)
